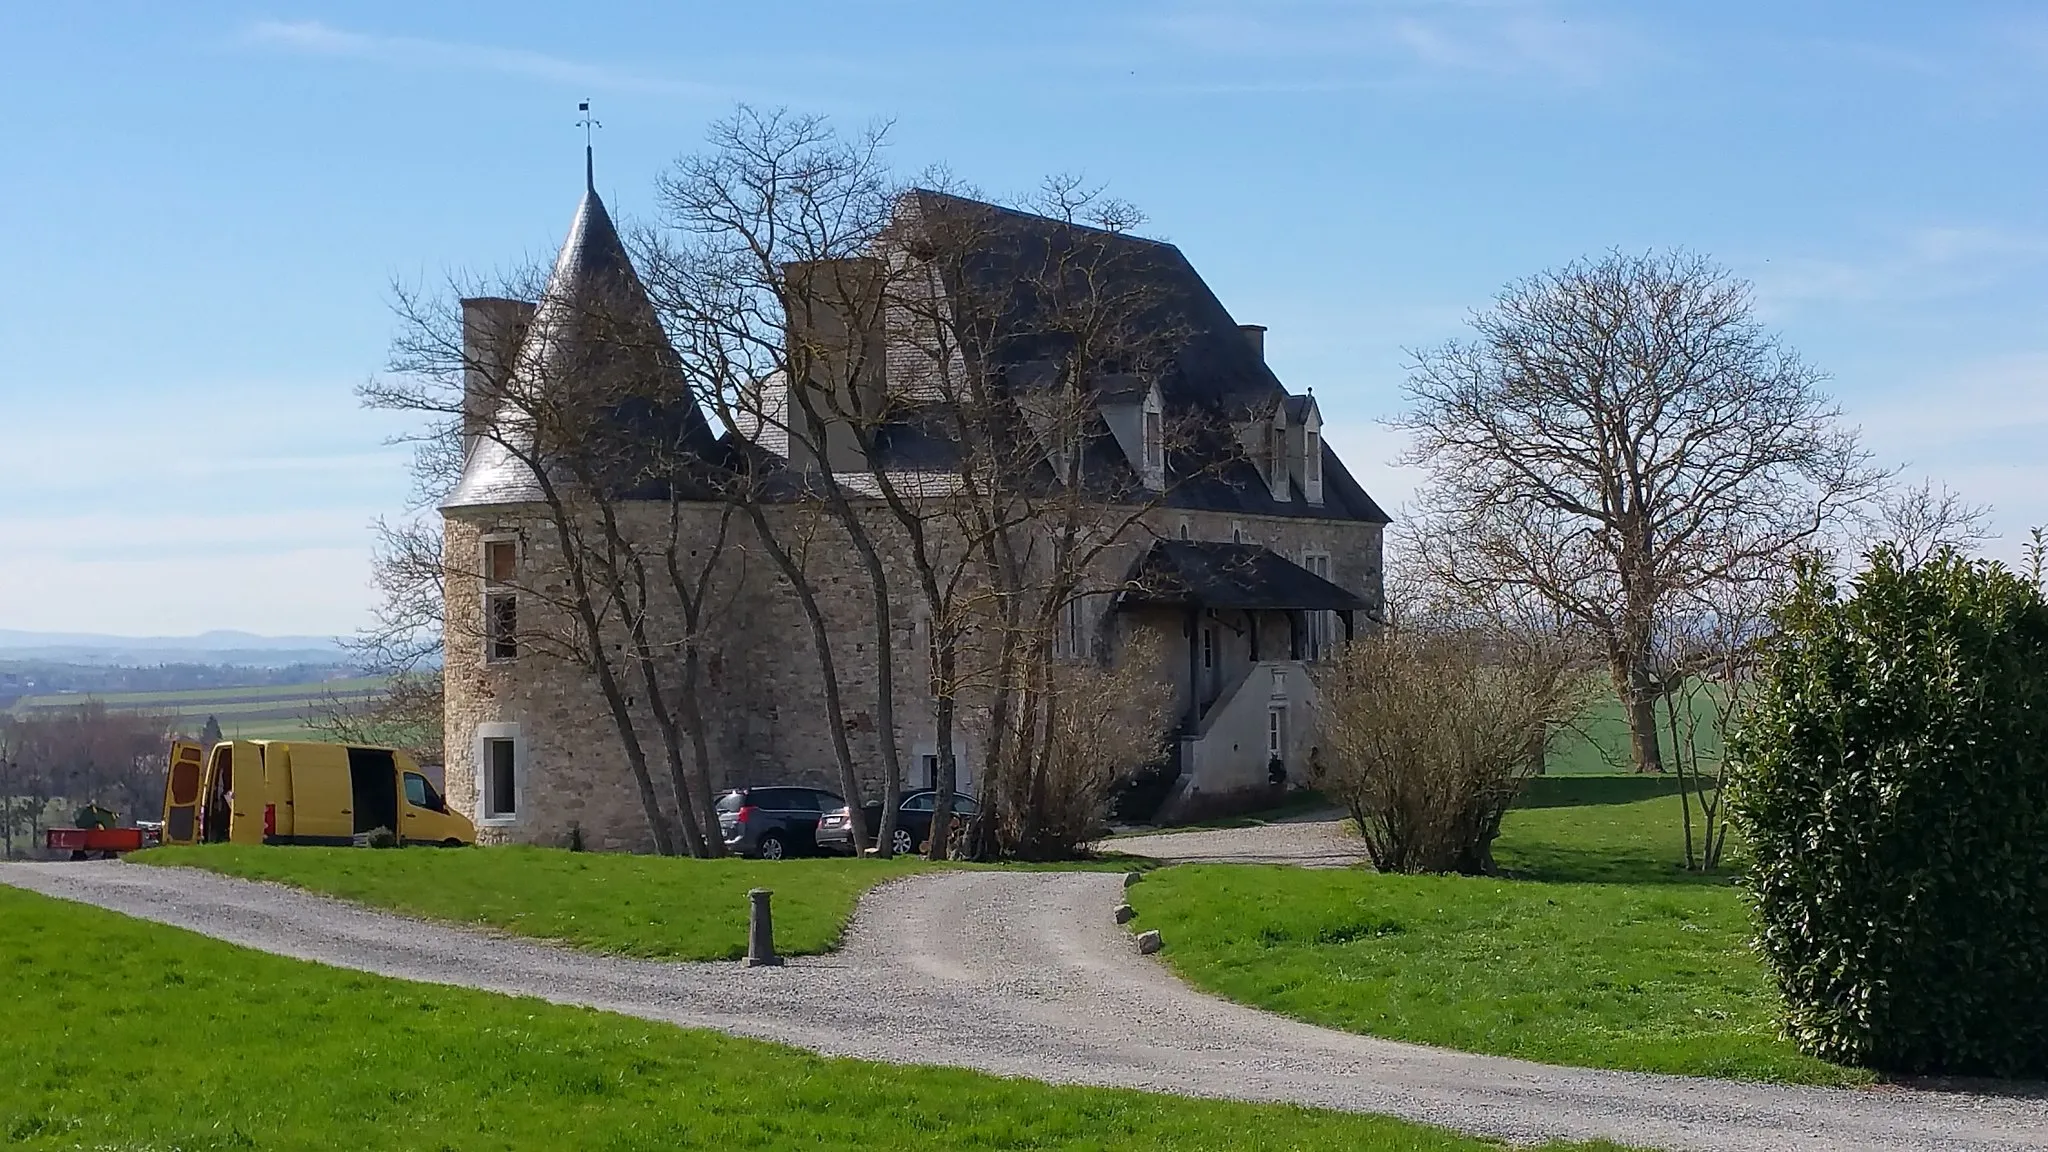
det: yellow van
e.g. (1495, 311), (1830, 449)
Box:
(161, 740), (475, 848)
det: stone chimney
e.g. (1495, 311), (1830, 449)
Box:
(460, 297), (536, 457)
(1240, 324), (1267, 362)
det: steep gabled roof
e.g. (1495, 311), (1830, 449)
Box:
(901, 190), (1283, 413)
(882, 191), (1388, 526)
(447, 181), (721, 510)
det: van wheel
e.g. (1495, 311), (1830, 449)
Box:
(891, 827), (916, 857)
(757, 833), (786, 861)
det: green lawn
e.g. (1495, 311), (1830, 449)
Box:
(1500, 775), (1742, 885)
(1125, 777), (1860, 1086)
(1, 887), (1627, 1152)
(135, 844), (937, 961)
(1544, 686), (1725, 776)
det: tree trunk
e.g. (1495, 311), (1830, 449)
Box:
(543, 502), (678, 856)
(745, 505), (869, 842)
(928, 629), (958, 861)
(1608, 654), (1666, 773)
(676, 647), (725, 855)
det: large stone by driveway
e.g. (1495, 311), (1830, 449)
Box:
(4, 861), (2045, 1152)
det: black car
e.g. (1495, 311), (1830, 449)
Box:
(818, 790), (980, 857)
(717, 786), (844, 859)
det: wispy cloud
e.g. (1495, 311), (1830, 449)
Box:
(1752, 225), (2048, 312)
(1854, 353), (2048, 563)
(241, 19), (722, 96)
(1138, 0), (1640, 88)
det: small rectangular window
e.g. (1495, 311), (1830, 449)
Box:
(484, 537), (518, 662)
(1303, 553), (1333, 661)
(487, 539), (518, 583)
(1268, 707), (1286, 757)
(1143, 409), (1163, 473)
(483, 739), (516, 819)
(487, 593), (517, 660)
(1305, 428), (1321, 484)
(1054, 595), (1091, 660)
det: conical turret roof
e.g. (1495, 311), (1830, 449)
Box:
(447, 181), (720, 509)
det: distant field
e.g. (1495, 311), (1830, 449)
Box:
(1545, 682), (1724, 775)
(6, 677), (386, 741)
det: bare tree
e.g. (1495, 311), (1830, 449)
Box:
(1862, 478), (1994, 566)
(306, 515), (448, 763)
(367, 252), (734, 856)
(650, 108), (905, 856)
(1649, 550), (1787, 871)
(1397, 250), (1882, 774)
(1310, 609), (1584, 875)
(645, 110), (1227, 860)
(0, 704), (174, 851)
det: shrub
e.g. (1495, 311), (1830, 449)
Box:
(1728, 550), (2048, 1076)
(1311, 626), (1580, 875)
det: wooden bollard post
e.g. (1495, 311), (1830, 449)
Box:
(745, 888), (782, 967)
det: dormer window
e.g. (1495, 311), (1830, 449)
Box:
(1304, 423), (1323, 505)
(1140, 388), (1165, 489)
(1266, 407), (1290, 502)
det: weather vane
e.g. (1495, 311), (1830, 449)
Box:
(577, 100), (602, 190)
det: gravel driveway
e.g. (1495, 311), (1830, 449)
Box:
(4, 861), (2044, 1152)
(1107, 811), (1370, 866)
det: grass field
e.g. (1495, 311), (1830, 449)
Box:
(6, 676), (386, 742)
(1543, 687), (1724, 775)
(135, 844), (938, 961)
(1124, 776), (1856, 1086)
(1, 886), (1628, 1152)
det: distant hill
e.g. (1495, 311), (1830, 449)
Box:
(0, 630), (348, 667)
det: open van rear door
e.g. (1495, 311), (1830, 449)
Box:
(162, 741), (206, 845)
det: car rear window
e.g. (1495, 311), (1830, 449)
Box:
(716, 792), (746, 813)
(747, 789), (810, 811)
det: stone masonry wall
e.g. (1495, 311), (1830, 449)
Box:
(443, 497), (1382, 852)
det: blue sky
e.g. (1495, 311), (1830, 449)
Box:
(4, 1), (2046, 637)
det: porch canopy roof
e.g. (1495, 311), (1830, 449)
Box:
(1112, 541), (1367, 613)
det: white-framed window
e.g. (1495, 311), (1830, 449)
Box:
(1268, 705), (1287, 758)
(1177, 520), (1192, 540)
(1303, 552), (1334, 661)
(482, 535), (519, 662)
(475, 723), (522, 825)
(1053, 594), (1090, 660)
(1142, 408), (1164, 477)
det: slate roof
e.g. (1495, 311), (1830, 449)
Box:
(1114, 541), (1370, 612)
(905, 190), (1284, 413)
(446, 181), (721, 510)
(886, 191), (1388, 525)
(444, 181), (1388, 529)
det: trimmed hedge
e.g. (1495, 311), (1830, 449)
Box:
(1729, 551), (2048, 1076)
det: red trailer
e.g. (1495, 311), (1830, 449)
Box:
(46, 826), (148, 860)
